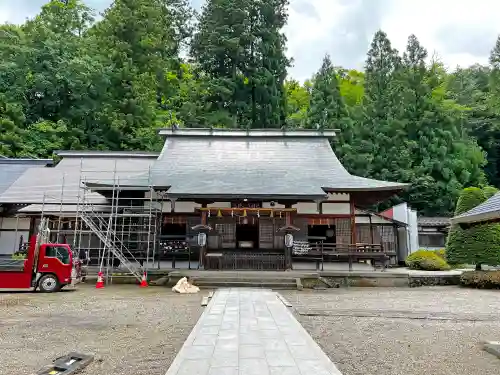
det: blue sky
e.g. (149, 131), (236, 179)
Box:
(1, 0), (500, 81)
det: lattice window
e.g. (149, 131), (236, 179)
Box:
(215, 222), (236, 246)
(375, 225), (396, 252)
(334, 218), (351, 244)
(356, 224), (372, 244)
(259, 218), (274, 249)
(273, 218), (286, 249)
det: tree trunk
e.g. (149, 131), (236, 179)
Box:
(475, 263), (482, 271)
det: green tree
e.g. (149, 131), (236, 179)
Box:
(446, 187), (500, 269)
(284, 79), (310, 128)
(191, 0), (289, 128)
(344, 31), (412, 193)
(0, 97), (25, 157)
(307, 55), (347, 130)
(90, 0), (193, 149)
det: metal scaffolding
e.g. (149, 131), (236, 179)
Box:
(73, 164), (162, 283)
(20, 161), (164, 284)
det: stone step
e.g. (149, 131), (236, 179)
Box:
(191, 276), (295, 283)
(193, 280), (298, 290)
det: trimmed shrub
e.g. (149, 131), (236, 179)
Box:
(460, 270), (500, 289)
(434, 249), (446, 260)
(446, 187), (500, 267)
(483, 185), (499, 199)
(406, 250), (451, 271)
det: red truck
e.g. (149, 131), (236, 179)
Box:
(0, 234), (76, 292)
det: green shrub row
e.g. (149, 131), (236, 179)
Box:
(446, 187), (500, 267)
(460, 270), (500, 289)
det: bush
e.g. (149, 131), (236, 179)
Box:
(406, 250), (451, 271)
(434, 249), (446, 260)
(446, 187), (500, 267)
(460, 270), (500, 289)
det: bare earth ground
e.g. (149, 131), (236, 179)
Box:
(0, 284), (203, 375)
(283, 287), (500, 375)
(1, 285), (500, 375)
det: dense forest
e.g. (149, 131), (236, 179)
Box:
(1, 0), (499, 216)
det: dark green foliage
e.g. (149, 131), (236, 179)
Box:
(405, 249), (450, 271)
(446, 187), (500, 267)
(190, 0), (290, 128)
(460, 270), (500, 289)
(0, 2), (499, 219)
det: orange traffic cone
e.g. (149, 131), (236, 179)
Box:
(95, 271), (104, 289)
(139, 272), (148, 288)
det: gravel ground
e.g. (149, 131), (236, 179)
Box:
(0, 284), (204, 375)
(283, 287), (500, 375)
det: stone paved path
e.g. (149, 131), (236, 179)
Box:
(165, 288), (342, 375)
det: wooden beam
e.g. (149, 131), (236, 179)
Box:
(350, 198), (356, 244)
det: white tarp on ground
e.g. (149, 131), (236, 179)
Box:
(172, 277), (200, 294)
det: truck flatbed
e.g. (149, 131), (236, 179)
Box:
(0, 259), (25, 272)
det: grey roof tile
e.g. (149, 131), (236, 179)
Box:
(148, 136), (407, 198)
(418, 217), (451, 226)
(452, 193), (500, 224)
(0, 155), (155, 211)
(0, 158), (53, 196)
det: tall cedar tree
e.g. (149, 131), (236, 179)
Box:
(401, 35), (486, 214)
(90, 0), (193, 150)
(345, 31), (412, 194)
(307, 55), (353, 158)
(190, 0), (289, 128)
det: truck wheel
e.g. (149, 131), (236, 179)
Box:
(38, 274), (60, 293)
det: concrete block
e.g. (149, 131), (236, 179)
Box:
(483, 341), (500, 359)
(295, 278), (303, 290)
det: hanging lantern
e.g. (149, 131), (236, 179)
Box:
(243, 209), (247, 217)
(270, 210), (274, 218)
(279, 211), (282, 218)
(231, 209), (234, 217)
(257, 209), (260, 218)
(208, 210), (211, 217)
(217, 209), (222, 218)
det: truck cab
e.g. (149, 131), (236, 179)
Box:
(0, 234), (74, 293)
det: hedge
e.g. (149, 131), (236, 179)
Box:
(446, 187), (500, 267)
(406, 250), (451, 271)
(460, 270), (500, 289)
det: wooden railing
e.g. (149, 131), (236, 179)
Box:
(294, 242), (394, 271)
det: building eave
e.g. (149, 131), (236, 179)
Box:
(158, 127), (338, 138)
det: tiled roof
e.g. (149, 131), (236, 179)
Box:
(0, 158), (53, 196)
(144, 130), (408, 199)
(0, 154), (155, 212)
(451, 193), (500, 224)
(417, 217), (451, 227)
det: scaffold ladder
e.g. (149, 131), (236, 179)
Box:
(79, 210), (143, 282)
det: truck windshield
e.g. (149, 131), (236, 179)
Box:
(45, 246), (71, 264)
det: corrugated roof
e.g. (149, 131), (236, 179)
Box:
(0, 155), (155, 212)
(451, 193), (500, 225)
(145, 134), (407, 199)
(0, 158), (53, 196)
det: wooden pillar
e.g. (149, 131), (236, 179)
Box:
(200, 204), (208, 269)
(284, 203), (292, 226)
(369, 214), (375, 244)
(350, 197), (356, 245)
